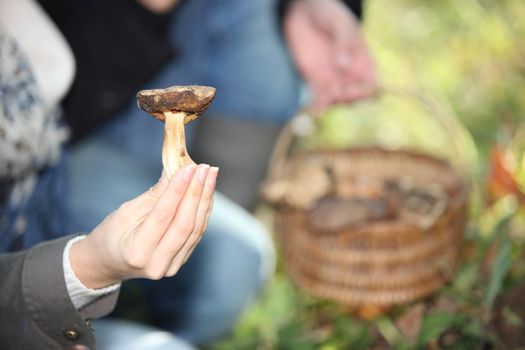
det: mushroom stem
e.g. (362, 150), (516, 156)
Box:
(162, 111), (195, 178)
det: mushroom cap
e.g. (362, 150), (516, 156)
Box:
(136, 85), (216, 124)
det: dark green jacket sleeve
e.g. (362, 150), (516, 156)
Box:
(0, 236), (119, 350)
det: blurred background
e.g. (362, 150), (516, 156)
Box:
(214, 0), (525, 349)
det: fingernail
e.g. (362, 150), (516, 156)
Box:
(197, 164), (210, 184)
(208, 167), (219, 185)
(181, 165), (197, 182)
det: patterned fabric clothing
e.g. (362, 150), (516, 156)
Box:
(0, 29), (69, 180)
(0, 28), (71, 251)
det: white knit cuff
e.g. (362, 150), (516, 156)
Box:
(63, 235), (121, 310)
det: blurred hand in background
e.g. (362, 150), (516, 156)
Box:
(136, 0), (181, 13)
(284, 0), (378, 113)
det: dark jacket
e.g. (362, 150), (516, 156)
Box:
(0, 236), (119, 350)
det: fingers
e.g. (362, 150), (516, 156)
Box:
(312, 48), (377, 112)
(183, 168), (217, 257)
(312, 83), (339, 114)
(130, 165), (197, 261)
(168, 167), (218, 275)
(148, 164), (212, 274)
(183, 195), (215, 264)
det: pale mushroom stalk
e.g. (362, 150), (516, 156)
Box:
(162, 111), (194, 178)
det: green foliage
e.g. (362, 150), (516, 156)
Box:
(417, 313), (468, 346)
(375, 317), (406, 349)
(365, 0), (525, 157)
(451, 263), (479, 295)
(484, 232), (513, 309)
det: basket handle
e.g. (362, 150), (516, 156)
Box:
(266, 86), (473, 181)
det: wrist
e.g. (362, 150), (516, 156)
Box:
(69, 235), (121, 289)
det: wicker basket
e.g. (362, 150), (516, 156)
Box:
(261, 89), (470, 315)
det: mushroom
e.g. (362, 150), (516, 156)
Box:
(261, 157), (332, 210)
(136, 85), (216, 178)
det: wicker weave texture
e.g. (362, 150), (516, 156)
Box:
(270, 148), (468, 309)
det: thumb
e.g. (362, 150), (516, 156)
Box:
(147, 171), (171, 199)
(111, 170), (170, 222)
(127, 171), (171, 211)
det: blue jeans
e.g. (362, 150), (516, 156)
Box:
(93, 319), (196, 350)
(0, 154), (73, 253)
(68, 0), (299, 344)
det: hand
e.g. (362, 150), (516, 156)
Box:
(284, 0), (378, 112)
(136, 0), (181, 14)
(70, 164), (218, 289)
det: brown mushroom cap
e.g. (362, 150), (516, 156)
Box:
(136, 85), (216, 124)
